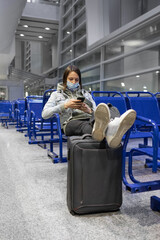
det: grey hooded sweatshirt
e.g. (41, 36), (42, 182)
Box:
(42, 83), (96, 133)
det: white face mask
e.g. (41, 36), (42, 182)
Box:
(67, 81), (79, 91)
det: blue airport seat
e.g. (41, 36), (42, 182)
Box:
(122, 114), (160, 193)
(91, 91), (159, 192)
(154, 92), (160, 110)
(125, 91), (160, 172)
(124, 146), (160, 193)
(41, 89), (67, 163)
(0, 100), (12, 128)
(27, 90), (67, 163)
(125, 91), (160, 129)
(91, 91), (152, 145)
(10, 100), (17, 124)
(91, 91), (127, 114)
(25, 95), (44, 139)
(151, 196), (160, 212)
(14, 98), (27, 130)
(24, 95), (54, 144)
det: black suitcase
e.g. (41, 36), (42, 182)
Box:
(67, 134), (123, 215)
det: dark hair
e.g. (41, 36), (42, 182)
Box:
(62, 65), (82, 90)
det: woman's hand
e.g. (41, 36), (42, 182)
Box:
(80, 102), (92, 114)
(64, 99), (92, 114)
(64, 99), (83, 109)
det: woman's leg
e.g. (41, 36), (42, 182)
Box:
(65, 119), (93, 136)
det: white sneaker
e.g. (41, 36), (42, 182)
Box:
(106, 109), (136, 148)
(92, 103), (110, 141)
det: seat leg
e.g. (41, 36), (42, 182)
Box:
(151, 196), (160, 211)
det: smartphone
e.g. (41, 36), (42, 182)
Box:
(77, 96), (85, 102)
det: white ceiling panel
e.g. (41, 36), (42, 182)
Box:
(0, 0), (59, 80)
(0, 0), (26, 79)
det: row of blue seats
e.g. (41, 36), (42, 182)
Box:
(0, 97), (40, 130)
(0, 100), (13, 127)
(2, 90), (160, 211)
(1, 90), (160, 212)
(1, 91), (160, 166)
(0, 91), (67, 163)
(91, 91), (160, 171)
(92, 91), (160, 212)
(1, 91), (160, 190)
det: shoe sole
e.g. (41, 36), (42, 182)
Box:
(108, 110), (136, 148)
(92, 103), (110, 141)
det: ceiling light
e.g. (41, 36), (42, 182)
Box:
(23, 25), (28, 28)
(129, 88), (133, 91)
(150, 25), (157, 32)
(149, 26), (154, 33)
(121, 82), (125, 87)
(69, 49), (72, 52)
(38, 36), (43, 38)
(136, 75), (140, 78)
(67, 31), (70, 34)
(45, 27), (50, 30)
(143, 86), (147, 89)
(124, 40), (146, 47)
(156, 71), (159, 74)
(20, 34), (24, 37)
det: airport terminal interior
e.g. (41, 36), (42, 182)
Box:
(1, 0), (160, 239)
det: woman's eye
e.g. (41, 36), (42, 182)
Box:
(68, 78), (79, 82)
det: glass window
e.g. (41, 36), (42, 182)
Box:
(118, 0), (160, 29)
(74, 10), (85, 28)
(83, 83), (100, 92)
(74, 0), (85, 15)
(63, 12), (72, 26)
(73, 24), (86, 42)
(74, 40), (86, 58)
(141, 0), (160, 14)
(59, 66), (67, 80)
(104, 42), (124, 60)
(61, 50), (72, 65)
(62, 37), (72, 50)
(75, 50), (101, 69)
(104, 18), (160, 61)
(104, 59), (124, 79)
(62, 24), (72, 39)
(0, 87), (7, 100)
(124, 47), (159, 74)
(104, 46), (160, 79)
(63, 0), (72, 15)
(81, 67), (100, 84)
(103, 71), (160, 93)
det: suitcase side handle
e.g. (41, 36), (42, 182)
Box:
(81, 134), (92, 139)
